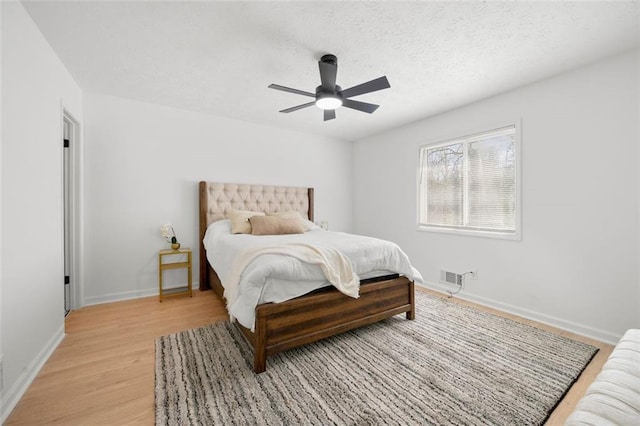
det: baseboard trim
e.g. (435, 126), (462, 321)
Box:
(1, 325), (65, 423)
(83, 282), (201, 307)
(418, 281), (621, 345)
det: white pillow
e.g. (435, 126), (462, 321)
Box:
(203, 219), (232, 248)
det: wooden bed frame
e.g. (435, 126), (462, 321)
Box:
(198, 181), (415, 373)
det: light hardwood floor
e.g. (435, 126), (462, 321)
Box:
(6, 288), (612, 425)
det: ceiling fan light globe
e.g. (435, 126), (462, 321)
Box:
(316, 96), (342, 110)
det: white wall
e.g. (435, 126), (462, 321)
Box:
(0, 0), (4, 410)
(82, 93), (352, 304)
(353, 50), (639, 344)
(1, 1), (83, 421)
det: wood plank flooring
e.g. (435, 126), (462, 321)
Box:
(6, 288), (612, 425)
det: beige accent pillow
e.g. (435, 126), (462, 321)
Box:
(227, 209), (265, 234)
(268, 211), (319, 231)
(249, 215), (306, 235)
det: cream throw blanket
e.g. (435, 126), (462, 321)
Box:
(224, 244), (360, 318)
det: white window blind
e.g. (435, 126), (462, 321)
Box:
(419, 125), (519, 238)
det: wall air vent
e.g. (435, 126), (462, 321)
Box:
(440, 270), (463, 286)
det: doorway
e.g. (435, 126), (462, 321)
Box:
(63, 112), (80, 316)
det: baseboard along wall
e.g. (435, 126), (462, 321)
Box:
(83, 282), (200, 307)
(418, 282), (621, 345)
(1, 325), (65, 424)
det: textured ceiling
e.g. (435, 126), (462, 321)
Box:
(22, 1), (640, 142)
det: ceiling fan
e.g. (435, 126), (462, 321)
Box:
(268, 54), (390, 121)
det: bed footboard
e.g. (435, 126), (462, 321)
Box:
(237, 275), (415, 373)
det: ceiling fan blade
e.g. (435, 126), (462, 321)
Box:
(342, 99), (380, 114)
(324, 109), (336, 121)
(340, 76), (390, 99)
(319, 61), (337, 91)
(280, 101), (316, 113)
(268, 84), (315, 98)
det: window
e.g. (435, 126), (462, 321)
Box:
(418, 124), (520, 239)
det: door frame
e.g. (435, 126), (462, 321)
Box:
(62, 109), (83, 311)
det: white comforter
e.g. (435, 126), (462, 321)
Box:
(203, 220), (423, 330)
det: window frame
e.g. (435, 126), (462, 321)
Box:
(416, 120), (522, 241)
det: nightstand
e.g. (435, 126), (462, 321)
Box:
(158, 248), (192, 302)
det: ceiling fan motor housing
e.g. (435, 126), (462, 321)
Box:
(316, 84), (342, 97)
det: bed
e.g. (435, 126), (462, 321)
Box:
(199, 181), (417, 373)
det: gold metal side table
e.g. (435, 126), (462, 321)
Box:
(158, 248), (192, 302)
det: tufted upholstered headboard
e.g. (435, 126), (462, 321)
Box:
(198, 181), (314, 291)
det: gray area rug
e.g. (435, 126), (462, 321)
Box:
(155, 291), (597, 425)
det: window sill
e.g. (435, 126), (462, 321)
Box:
(417, 225), (521, 241)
